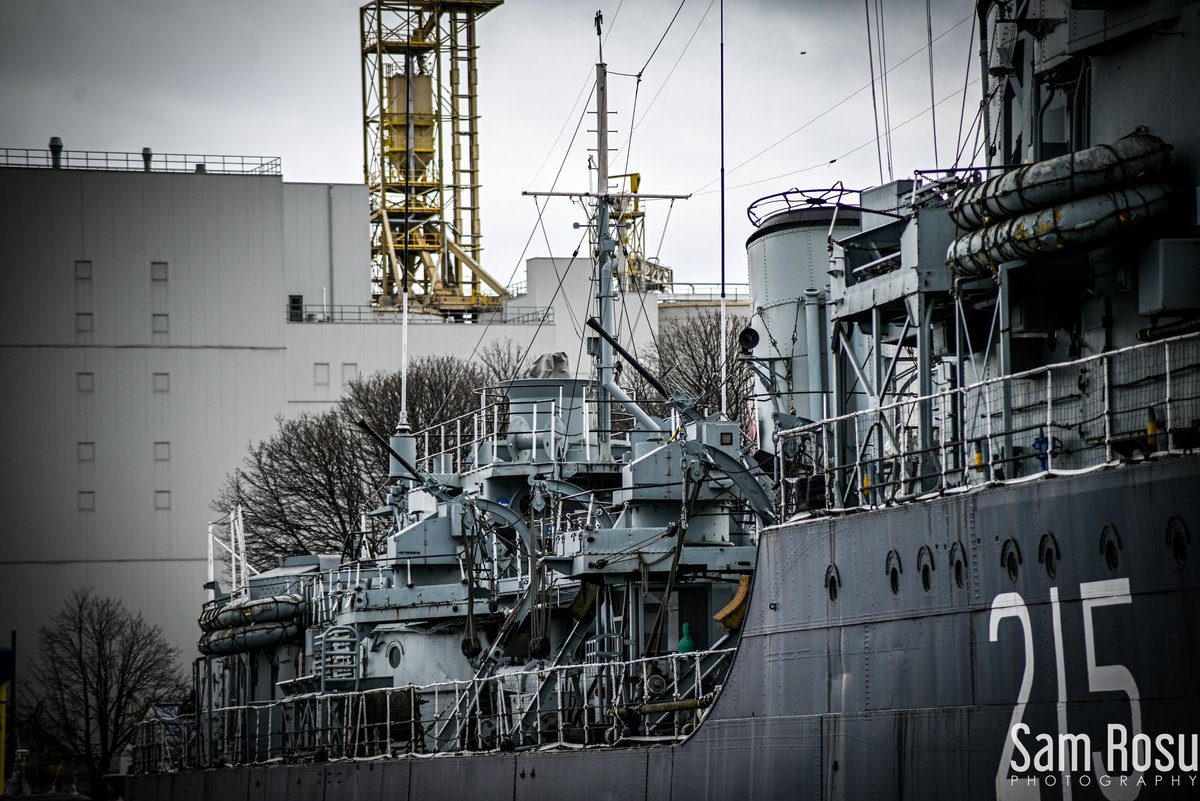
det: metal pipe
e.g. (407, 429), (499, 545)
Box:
(1137, 317), (1200, 342)
(611, 692), (714, 719)
(602, 380), (663, 433)
(803, 290), (824, 422)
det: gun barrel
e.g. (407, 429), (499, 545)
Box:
(585, 317), (670, 399)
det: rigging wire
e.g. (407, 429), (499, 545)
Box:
(511, 223), (592, 379)
(640, 0), (688, 76)
(953, 11), (979, 167)
(864, 0), (885, 184)
(525, 0), (623, 189)
(925, 0), (939, 166)
(433, 195), (556, 420)
(631, 0), (718, 134)
(874, 0), (895, 180)
(691, 12), (973, 193)
(703, 75), (983, 194)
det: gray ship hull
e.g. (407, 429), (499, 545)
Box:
(130, 455), (1200, 799)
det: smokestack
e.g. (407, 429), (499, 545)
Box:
(49, 137), (63, 169)
(142, 147), (153, 171)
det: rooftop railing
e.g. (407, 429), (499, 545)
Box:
(657, 282), (750, 303)
(287, 304), (551, 324)
(0, 147), (281, 175)
(777, 333), (1200, 518)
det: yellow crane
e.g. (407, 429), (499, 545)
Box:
(361, 0), (506, 316)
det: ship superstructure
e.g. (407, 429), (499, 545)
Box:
(130, 1), (1200, 798)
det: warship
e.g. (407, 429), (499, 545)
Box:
(129, 0), (1200, 798)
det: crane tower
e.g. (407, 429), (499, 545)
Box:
(360, 0), (505, 315)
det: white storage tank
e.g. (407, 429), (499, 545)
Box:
(743, 204), (860, 451)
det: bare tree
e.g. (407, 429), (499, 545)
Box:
(477, 337), (526, 383)
(342, 354), (490, 438)
(626, 309), (754, 429)
(215, 354), (492, 566)
(216, 409), (376, 567)
(24, 589), (184, 799)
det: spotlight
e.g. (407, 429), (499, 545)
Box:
(738, 326), (760, 354)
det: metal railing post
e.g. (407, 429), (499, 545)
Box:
(1046, 370), (1054, 472)
(1165, 341), (1174, 451)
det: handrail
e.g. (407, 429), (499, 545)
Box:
(777, 332), (1200, 516)
(131, 646), (735, 771)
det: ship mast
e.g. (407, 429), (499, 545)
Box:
(593, 56), (617, 461)
(523, 15), (687, 457)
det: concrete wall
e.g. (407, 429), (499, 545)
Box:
(282, 182), (371, 311)
(0, 166), (289, 671)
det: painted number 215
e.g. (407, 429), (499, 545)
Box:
(990, 579), (1142, 801)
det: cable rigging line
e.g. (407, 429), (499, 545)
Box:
(864, 0), (885, 184)
(925, 0), (939, 166)
(525, 1), (624, 190)
(640, 0), (688, 76)
(874, 0), (895, 180)
(632, 0), (718, 135)
(953, 11), (979, 167)
(691, 11), (973, 193)
(703, 74), (983, 194)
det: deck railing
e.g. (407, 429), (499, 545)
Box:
(131, 647), (733, 772)
(777, 333), (1200, 517)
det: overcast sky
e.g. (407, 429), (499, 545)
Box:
(0, 0), (980, 289)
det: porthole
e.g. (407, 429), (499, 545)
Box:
(1104, 539), (1120, 573)
(949, 541), (968, 590)
(917, 546), (935, 594)
(1167, 517), (1190, 569)
(1038, 532), (1061, 580)
(1100, 524), (1123, 575)
(824, 564), (841, 604)
(387, 642), (403, 669)
(885, 550), (902, 596)
(1000, 538), (1022, 584)
(920, 564), (932, 592)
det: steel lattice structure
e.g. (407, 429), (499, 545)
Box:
(360, 0), (505, 315)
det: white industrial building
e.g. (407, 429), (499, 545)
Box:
(0, 149), (675, 671)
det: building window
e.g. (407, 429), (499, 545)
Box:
(154, 442), (171, 462)
(288, 294), (303, 322)
(78, 491), (95, 511)
(77, 442), (95, 462)
(154, 491), (171, 510)
(75, 260), (93, 280)
(77, 372), (95, 392)
(151, 261), (168, 281)
(314, 362), (330, 386)
(75, 313), (93, 332)
(342, 363), (358, 385)
(152, 372), (170, 392)
(152, 314), (169, 333)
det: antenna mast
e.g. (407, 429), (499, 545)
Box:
(593, 13), (617, 461)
